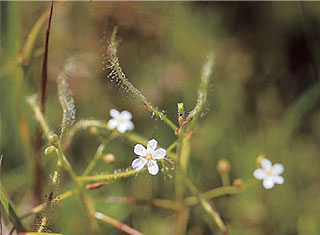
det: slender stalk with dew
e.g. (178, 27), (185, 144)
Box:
(105, 27), (177, 131)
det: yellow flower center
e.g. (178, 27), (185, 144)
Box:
(146, 153), (153, 160)
(267, 170), (273, 177)
(118, 117), (125, 124)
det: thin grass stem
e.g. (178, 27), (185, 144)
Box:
(185, 178), (227, 235)
(184, 186), (243, 206)
(82, 130), (118, 176)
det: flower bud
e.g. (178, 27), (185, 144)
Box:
(177, 103), (184, 116)
(44, 146), (56, 155)
(49, 133), (59, 146)
(86, 182), (108, 190)
(233, 178), (243, 188)
(256, 153), (265, 166)
(217, 158), (230, 174)
(103, 154), (115, 163)
(90, 127), (99, 135)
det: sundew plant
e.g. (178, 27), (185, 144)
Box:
(1, 2), (320, 235)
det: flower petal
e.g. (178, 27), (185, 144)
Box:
(120, 110), (132, 120)
(110, 109), (120, 118)
(147, 139), (158, 153)
(108, 119), (117, 129)
(117, 123), (128, 133)
(273, 175), (284, 185)
(272, 163), (284, 175)
(253, 169), (266, 180)
(263, 178), (275, 189)
(147, 160), (159, 175)
(134, 144), (147, 156)
(132, 157), (147, 171)
(152, 148), (166, 159)
(125, 121), (134, 131)
(261, 159), (272, 171)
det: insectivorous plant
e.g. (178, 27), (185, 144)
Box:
(6, 26), (285, 235)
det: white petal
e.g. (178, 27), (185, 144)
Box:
(120, 110), (132, 120)
(272, 163), (284, 175)
(147, 139), (158, 153)
(273, 175), (284, 185)
(108, 119), (117, 129)
(147, 160), (159, 175)
(132, 157), (147, 171)
(125, 121), (134, 131)
(261, 159), (272, 171)
(253, 169), (266, 180)
(110, 109), (120, 118)
(263, 178), (275, 189)
(134, 144), (147, 156)
(152, 148), (166, 159)
(117, 123), (128, 133)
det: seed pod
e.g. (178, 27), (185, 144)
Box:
(217, 158), (231, 174)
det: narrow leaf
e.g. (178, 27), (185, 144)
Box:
(0, 183), (26, 232)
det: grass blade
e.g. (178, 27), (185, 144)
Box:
(0, 182), (27, 232)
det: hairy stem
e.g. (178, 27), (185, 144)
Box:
(77, 168), (146, 182)
(28, 99), (97, 233)
(21, 189), (77, 219)
(106, 27), (177, 131)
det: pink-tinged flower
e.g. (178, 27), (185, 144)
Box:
(253, 158), (284, 189)
(108, 109), (134, 133)
(132, 139), (166, 175)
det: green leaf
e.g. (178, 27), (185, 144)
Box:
(0, 182), (26, 232)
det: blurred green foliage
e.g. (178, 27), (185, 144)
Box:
(1, 2), (320, 235)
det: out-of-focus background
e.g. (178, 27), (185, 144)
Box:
(1, 2), (320, 235)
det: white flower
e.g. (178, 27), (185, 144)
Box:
(108, 109), (134, 133)
(131, 139), (166, 175)
(253, 158), (284, 189)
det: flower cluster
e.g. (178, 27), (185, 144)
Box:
(253, 158), (284, 189)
